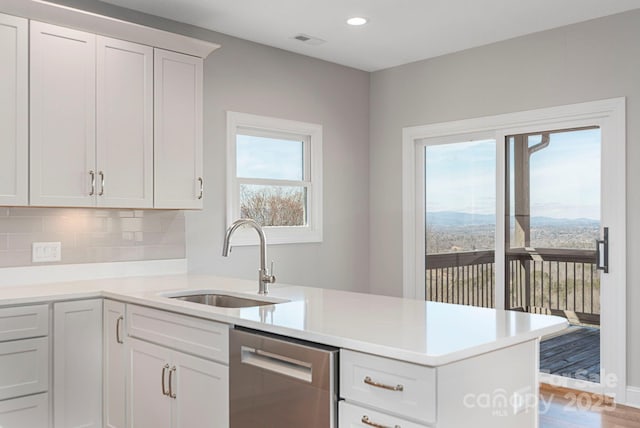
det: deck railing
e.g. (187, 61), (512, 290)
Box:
(426, 250), (495, 308)
(425, 248), (600, 325)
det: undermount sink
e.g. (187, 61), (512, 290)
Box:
(166, 292), (286, 308)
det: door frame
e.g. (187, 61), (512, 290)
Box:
(402, 98), (626, 401)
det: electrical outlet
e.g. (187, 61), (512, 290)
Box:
(32, 242), (62, 263)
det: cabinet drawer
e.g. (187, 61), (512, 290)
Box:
(340, 350), (436, 424)
(0, 392), (49, 428)
(0, 304), (48, 341)
(127, 304), (229, 364)
(339, 401), (429, 428)
(0, 337), (49, 400)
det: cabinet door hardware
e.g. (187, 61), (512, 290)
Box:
(161, 364), (170, 396)
(168, 366), (177, 398)
(115, 315), (124, 344)
(89, 171), (96, 196)
(363, 376), (404, 392)
(98, 171), (105, 196)
(197, 177), (204, 200)
(361, 415), (400, 428)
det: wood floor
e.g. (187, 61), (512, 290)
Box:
(539, 385), (640, 428)
(540, 326), (600, 381)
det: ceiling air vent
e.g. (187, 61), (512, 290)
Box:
(292, 34), (326, 46)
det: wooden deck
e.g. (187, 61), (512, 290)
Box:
(540, 326), (600, 381)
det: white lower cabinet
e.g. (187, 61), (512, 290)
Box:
(339, 401), (427, 428)
(128, 337), (228, 428)
(53, 299), (103, 428)
(0, 393), (49, 428)
(104, 300), (126, 428)
(340, 341), (538, 428)
(0, 303), (50, 428)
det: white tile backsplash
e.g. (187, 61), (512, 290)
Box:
(0, 207), (185, 268)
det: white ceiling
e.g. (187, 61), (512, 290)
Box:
(101, 0), (640, 71)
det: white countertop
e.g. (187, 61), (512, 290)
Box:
(0, 274), (567, 366)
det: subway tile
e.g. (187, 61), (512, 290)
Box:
(113, 246), (145, 261)
(120, 217), (143, 232)
(0, 208), (186, 268)
(143, 245), (185, 260)
(9, 207), (83, 217)
(0, 217), (43, 233)
(7, 233), (76, 251)
(43, 214), (90, 233)
(0, 250), (32, 268)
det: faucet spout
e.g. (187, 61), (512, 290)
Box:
(222, 219), (276, 294)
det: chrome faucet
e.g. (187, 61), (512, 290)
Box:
(222, 219), (276, 294)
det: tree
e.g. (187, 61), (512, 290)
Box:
(240, 186), (305, 226)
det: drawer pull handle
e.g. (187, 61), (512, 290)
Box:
(168, 366), (177, 399)
(361, 415), (400, 428)
(115, 315), (124, 344)
(363, 376), (404, 392)
(161, 364), (170, 396)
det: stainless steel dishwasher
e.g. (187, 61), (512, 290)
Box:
(229, 327), (338, 428)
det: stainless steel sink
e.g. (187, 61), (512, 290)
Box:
(169, 293), (278, 308)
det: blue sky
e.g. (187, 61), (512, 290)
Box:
(425, 128), (601, 220)
(236, 134), (303, 180)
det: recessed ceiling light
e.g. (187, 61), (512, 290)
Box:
(346, 17), (368, 26)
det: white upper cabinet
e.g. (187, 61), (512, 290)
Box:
(97, 36), (153, 208)
(30, 21), (96, 207)
(154, 49), (204, 209)
(30, 22), (155, 208)
(0, 13), (28, 206)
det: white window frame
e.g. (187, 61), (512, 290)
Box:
(402, 98), (626, 402)
(226, 111), (323, 245)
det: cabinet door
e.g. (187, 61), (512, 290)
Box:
(97, 36), (153, 208)
(0, 393), (49, 428)
(53, 299), (103, 428)
(104, 300), (126, 428)
(128, 338), (172, 428)
(0, 13), (28, 206)
(154, 48), (204, 209)
(0, 337), (48, 400)
(173, 351), (228, 428)
(30, 21), (96, 207)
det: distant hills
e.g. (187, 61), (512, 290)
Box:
(426, 211), (599, 227)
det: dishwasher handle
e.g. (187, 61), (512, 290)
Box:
(241, 345), (313, 383)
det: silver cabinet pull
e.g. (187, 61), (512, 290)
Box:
(363, 376), (404, 392)
(89, 170), (96, 196)
(115, 315), (124, 344)
(98, 171), (105, 196)
(361, 415), (400, 428)
(168, 366), (177, 398)
(197, 177), (204, 200)
(161, 364), (170, 396)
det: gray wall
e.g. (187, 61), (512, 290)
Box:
(51, 0), (371, 292)
(369, 10), (640, 386)
(190, 32), (370, 291)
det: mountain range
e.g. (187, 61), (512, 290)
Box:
(426, 211), (599, 227)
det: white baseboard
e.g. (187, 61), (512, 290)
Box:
(626, 386), (640, 409)
(0, 259), (187, 287)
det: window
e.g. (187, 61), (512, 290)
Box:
(226, 111), (322, 245)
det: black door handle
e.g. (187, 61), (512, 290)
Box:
(596, 227), (609, 273)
